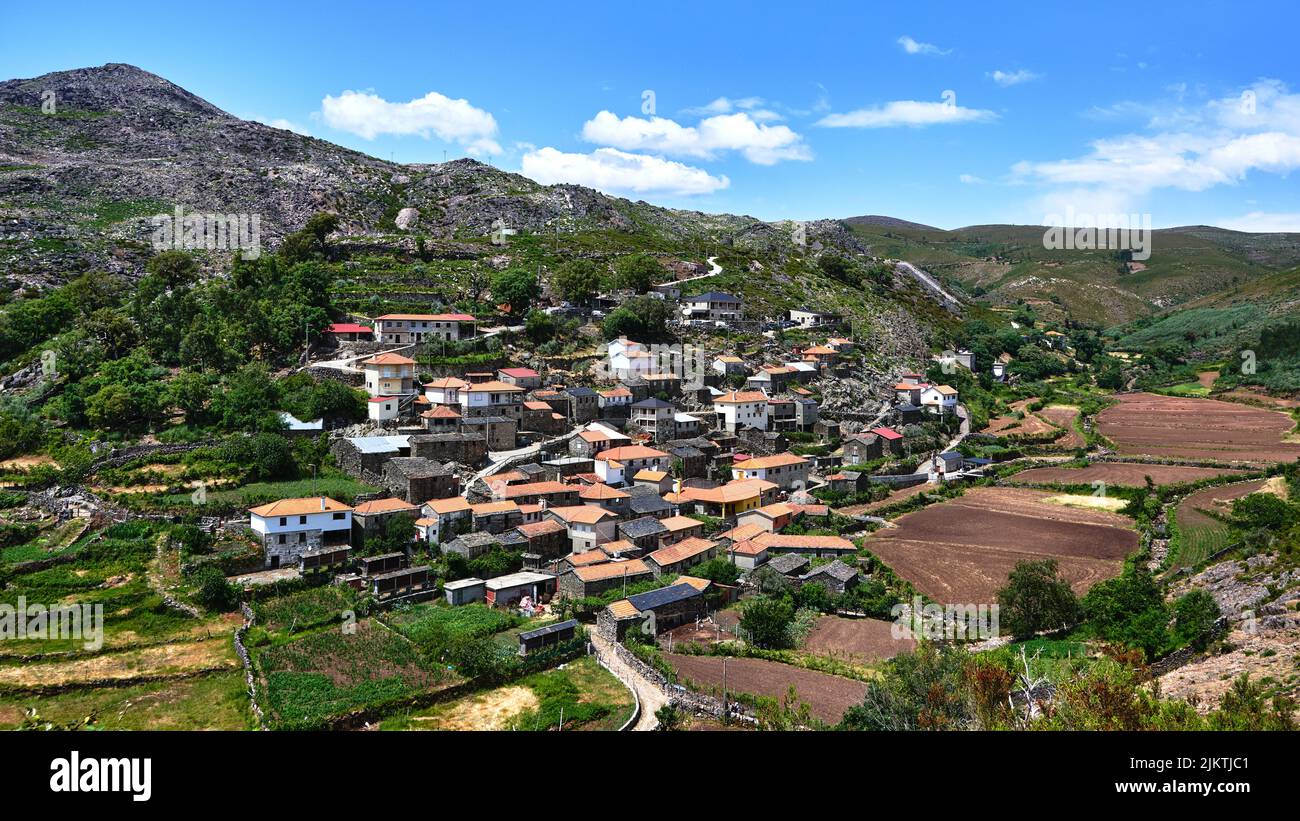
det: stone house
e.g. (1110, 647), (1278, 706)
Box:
(383, 458), (459, 504)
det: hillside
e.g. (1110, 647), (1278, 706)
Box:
(845, 220), (1300, 327)
(0, 64), (870, 291)
(0, 63), (976, 386)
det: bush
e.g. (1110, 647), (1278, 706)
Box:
(996, 559), (1080, 639)
(192, 566), (238, 612)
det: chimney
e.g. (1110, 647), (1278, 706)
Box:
(320, 496), (326, 511)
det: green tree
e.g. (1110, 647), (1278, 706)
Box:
(996, 559), (1081, 639)
(192, 566), (238, 612)
(211, 363), (282, 432)
(739, 595), (795, 649)
(1171, 589), (1221, 649)
(491, 267), (540, 316)
(1081, 567), (1170, 659)
(552, 258), (606, 304)
(611, 253), (660, 293)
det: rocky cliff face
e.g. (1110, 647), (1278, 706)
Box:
(0, 63), (864, 288)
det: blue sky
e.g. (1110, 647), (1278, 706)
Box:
(3, 0), (1299, 230)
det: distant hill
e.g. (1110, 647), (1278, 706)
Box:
(844, 218), (1300, 327)
(843, 215), (942, 233)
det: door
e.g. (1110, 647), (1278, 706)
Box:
(270, 555), (280, 569)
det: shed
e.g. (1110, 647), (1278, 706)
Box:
(444, 577), (486, 606)
(517, 619), (579, 656)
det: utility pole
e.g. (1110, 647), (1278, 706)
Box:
(722, 657), (728, 723)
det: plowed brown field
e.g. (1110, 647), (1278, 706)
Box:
(664, 653), (868, 725)
(1097, 392), (1300, 464)
(863, 487), (1136, 604)
(1008, 462), (1249, 488)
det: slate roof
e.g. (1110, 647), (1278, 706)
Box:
(626, 582), (702, 612)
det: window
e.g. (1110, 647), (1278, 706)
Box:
(278, 534), (286, 544)
(332, 512), (345, 520)
(278, 517), (286, 526)
(299, 516), (307, 525)
(298, 533), (306, 543)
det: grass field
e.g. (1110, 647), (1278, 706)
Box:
(0, 670), (254, 730)
(256, 620), (455, 729)
(379, 656), (634, 731)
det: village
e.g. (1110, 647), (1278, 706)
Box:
(256, 295), (973, 592)
(129, 276), (991, 724)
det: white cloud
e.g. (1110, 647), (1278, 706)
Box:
(816, 100), (997, 129)
(1013, 81), (1300, 222)
(1216, 211), (1300, 232)
(320, 89), (501, 154)
(959, 174), (985, 184)
(580, 110), (811, 164)
(897, 35), (950, 56)
(988, 69), (1041, 87)
(520, 146), (729, 196)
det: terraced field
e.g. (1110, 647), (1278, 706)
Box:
(1008, 462), (1250, 488)
(864, 487), (1137, 604)
(1097, 392), (1300, 464)
(1169, 478), (1271, 571)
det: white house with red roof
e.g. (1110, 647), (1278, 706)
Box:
(361, 353), (418, 397)
(920, 384), (959, 415)
(713, 390), (769, 433)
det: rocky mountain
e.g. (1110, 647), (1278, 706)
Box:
(0, 63), (863, 289)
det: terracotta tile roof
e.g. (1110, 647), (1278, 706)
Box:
(679, 479), (776, 505)
(566, 548), (610, 567)
(413, 517), (435, 526)
(517, 520), (566, 538)
(523, 400), (553, 411)
(361, 353), (416, 366)
(647, 537), (716, 567)
(326, 323), (373, 334)
(571, 559), (651, 582)
(660, 515), (704, 533)
(718, 523), (767, 542)
(471, 501), (520, 515)
(728, 538), (768, 556)
(425, 497), (471, 514)
(634, 469), (668, 481)
(870, 426), (903, 440)
(352, 497), (418, 515)
(755, 533), (856, 551)
(579, 483), (631, 500)
(601, 539), (637, 556)
(424, 377), (469, 389)
(599, 387), (633, 398)
(499, 367), (539, 378)
(249, 497), (352, 516)
(463, 380), (525, 393)
(607, 598), (641, 619)
(548, 505), (618, 524)
(422, 405), (461, 419)
(676, 575), (713, 592)
(745, 502), (794, 518)
(502, 481), (574, 498)
(594, 445), (668, 462)
(714, 390), (769, 404)
(738, 452), (809, 470)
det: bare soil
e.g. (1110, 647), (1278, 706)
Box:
(863, 487), (1136, 604)
(1097, 392), (1300, 464)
